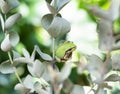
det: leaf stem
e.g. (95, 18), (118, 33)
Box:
(52, 38), (56, 59)
(53, 0), (57, 9)
(8, 51), (23, 84)
(101, 51), (111, 77)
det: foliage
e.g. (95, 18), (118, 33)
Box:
(0, 0), (120, 94)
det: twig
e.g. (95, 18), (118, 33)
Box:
(8, 52), (23, 84)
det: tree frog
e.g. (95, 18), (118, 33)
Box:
(56, 41), (76, 62)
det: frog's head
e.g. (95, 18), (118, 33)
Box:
(55, 41), (76, 62)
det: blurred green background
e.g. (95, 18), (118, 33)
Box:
(0, 0), (120, 94)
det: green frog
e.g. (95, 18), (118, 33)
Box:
(56, 41), (76, 62)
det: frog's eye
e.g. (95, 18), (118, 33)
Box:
(60, 47), (76, 62)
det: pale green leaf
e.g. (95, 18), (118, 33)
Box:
(112, 54), (120, 70)
(33, 78), (49, 88)
(108, 0), (120, 21)
(0, 0), (19, 14)
(27, 64), (34, 76)
(59, 61), (72, 82)
(13, 57), (33, 66)
(31, 46), (36, 61)
(105, 74), (120, 82)
(34, 82), (49, 94)
(35, 45), (52, 61)
(87, 54), (103, 79)
(27, 59), (45, 77)
(0, 57), (33, 74)
(0, 60), (14, 74)
(88, 5), (110, 20)
(0, 13), (5, 31)
(57, 0), (71, 12)
(41, 67), (51, 81)
(1, 31), (19, 52)
(23, 75), (34, 91)
(98, 20), (114, 51)
(62, 79), (74, 94)
(41, 14), (53, 31)
(104, 58), (112, 74)
(5, 13), (21, 30)
(0, 57), (33, 69)
(71, 85), (85, 94)
(48, 16), (71, 38)
(22, 48), (30, 58)
(97, 89), (107, 94)
(14, 83), (29, 94)
(41, 14), (71, 38)
(33, 60), (45, 78)
(6, 0), (19, 10)
(46, 2), (57, 14)
(9, 31), (19, 46)
(12, 50), (21, 59)
(0, 0), (10, 14)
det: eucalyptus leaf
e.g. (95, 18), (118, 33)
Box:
(57, 0), (71, 12)
(88, 0), (120, 21)
(23, 75), (49, 93)
(12, 50), (21, 59)
(36, 89), (49, 94)
(71, 85), (85, 94)
(0, 57), (33, 73)
(0, 13), (5, 31)
(33, 60), (45, 78)
(0, 0), (10, 14)
(108, 0), (120, 21)
(88, 5), (110, 20)
(87, 54), (103, 79)
(41, 14), (53, 31)
(31, 46), (36, 61)
(41, 66), (51, 81)
(13, 57), (33, 66)
(5, 13), (21, 30)
(111, 54), (120, 70)
(27, 59), (45, 77)
(34, 82), (42, 93)
(97, 89), (107, 94)
(59, 61), (72, 82)
(14, 83), (30, 94)
(105, 74), (120, 82)
(23, 75), (34, 91)
(48, 16), (71, 38)
(27, 64), (34, 76)
(0, 57), (33, 70)
(34, 82), (49, 94)
(97, 19), (114, 51)
(62, 79), (74, 94)
(1, 31), (20, 52)
(47, 64), (60, 82)
(104, 58), (112, 74)
(35, 45), (52, 61)
(41, 14), (71, 38)
(0, 0), (19, 14)
(46, 2), (57, 14)
(0, 60), (14, 74)
(22, 48), (30, 58)
(33, 78), (49, 88)
(6, 0), (19, 10)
